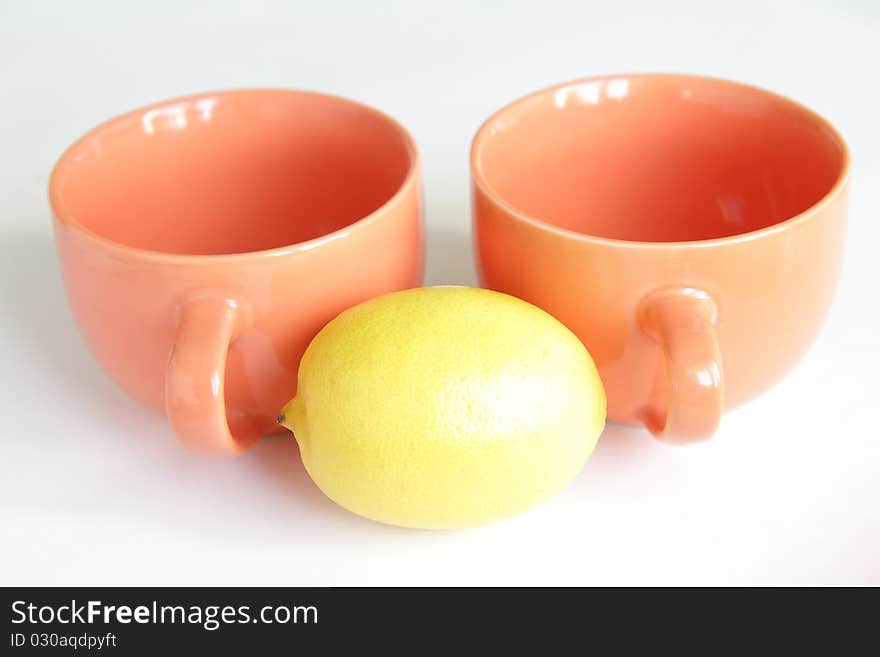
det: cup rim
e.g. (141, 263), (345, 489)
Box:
(49, 88), (421, 263)
(470, 72), (851, 250)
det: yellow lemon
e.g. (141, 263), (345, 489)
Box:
(278, 286), (605, 529)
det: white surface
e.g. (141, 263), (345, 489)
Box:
(1, 0), (878, 586)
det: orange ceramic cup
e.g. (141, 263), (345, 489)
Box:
(50, 90), (423, 455)
(472, 74), (849, 443)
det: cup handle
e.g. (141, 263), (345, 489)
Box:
(638, 287), (723, 443)
(165, 296), (261, 455)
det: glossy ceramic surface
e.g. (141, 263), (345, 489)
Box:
(51, 89), (424, 454)
(472, 74), (849, 443)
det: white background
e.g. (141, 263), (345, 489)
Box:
(1, 0), (878, 586)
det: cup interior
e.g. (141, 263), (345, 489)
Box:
(472, 75), (847, 242)
(51, 90), (415, 255)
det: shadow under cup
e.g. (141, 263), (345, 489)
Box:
(50, 90), (423, 454)
(472, 74), (849, 442)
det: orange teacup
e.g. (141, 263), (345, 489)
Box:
(51, 90), (423, 455)
(472, 74), (849, 443)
